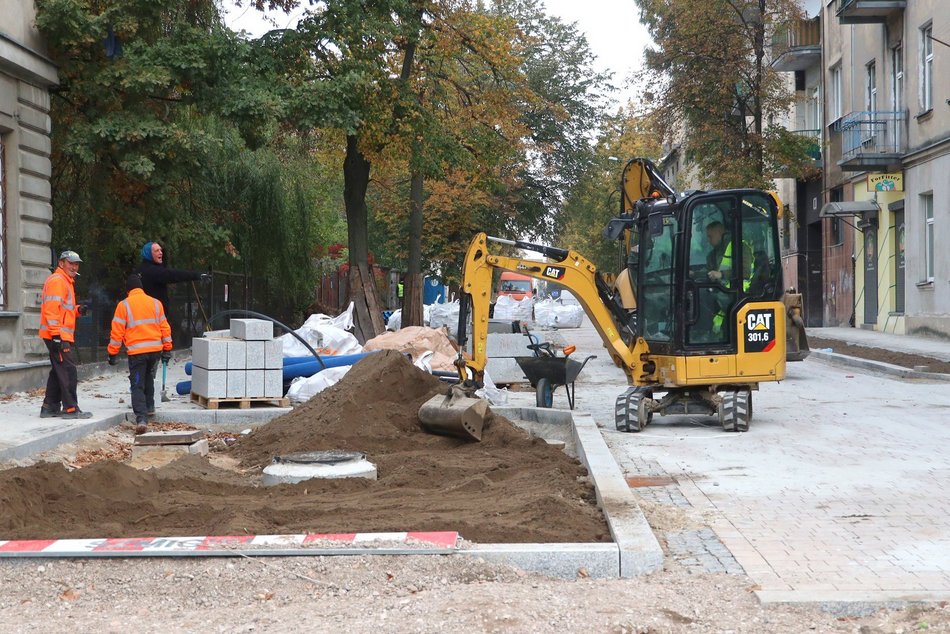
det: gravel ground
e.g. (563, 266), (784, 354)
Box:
(2, 555), (949, 633)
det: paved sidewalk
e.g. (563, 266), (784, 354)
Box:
(508, 317), (950, 608)
(0, 358), (288, 462)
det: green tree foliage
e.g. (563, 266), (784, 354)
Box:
(366, 1), (613, 284)
(635, 0), (806, 189)
(36, 0), (339, 317)
(560, 108), (663, 273)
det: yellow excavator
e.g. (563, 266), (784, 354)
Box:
(448, 158), (789, 433)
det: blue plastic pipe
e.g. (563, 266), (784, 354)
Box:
(178, 352), (378, 395)
(185, 355), (317, 376)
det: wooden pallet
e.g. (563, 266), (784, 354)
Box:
(191, 393), (290, 410)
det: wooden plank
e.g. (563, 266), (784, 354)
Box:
(133, 430), (204, 446)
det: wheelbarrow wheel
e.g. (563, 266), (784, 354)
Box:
(536, 378), (554, 408)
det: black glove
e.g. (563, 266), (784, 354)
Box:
(199, 273), (211, 283)
(77, 303), (88, 316)
(49, 336), (61, 354)
(108, 354), (118, 366)
(161, 350), (172, 362)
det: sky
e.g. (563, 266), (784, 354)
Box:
(221, 1), (653, 108)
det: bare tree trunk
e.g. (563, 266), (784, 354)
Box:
(403, 169), (425, 327)
(343, 133), (384, 343)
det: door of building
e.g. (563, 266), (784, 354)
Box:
(894, 211), (905, 313)
(863, 227), (878, 325)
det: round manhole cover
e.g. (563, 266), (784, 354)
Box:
(273, 450), (366, 466)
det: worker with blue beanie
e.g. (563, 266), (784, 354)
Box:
(135, 241), (209, 342)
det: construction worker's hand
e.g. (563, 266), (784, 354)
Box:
(108, 355), (118, 366)
(707, 270), (723, 282)
(77, 302), (89, 316)
(49, 336), (61, 354)
(161, 350), (172, 362)
(199, 273), (211, 283)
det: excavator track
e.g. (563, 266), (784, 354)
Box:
(718, 389), (752, 432)
(615, 386), (653, 433)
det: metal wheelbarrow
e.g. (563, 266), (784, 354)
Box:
(515, 351), (596, 409)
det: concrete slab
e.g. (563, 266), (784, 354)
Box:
(458, 543), (618, 579)
(571, 413), (664, 577)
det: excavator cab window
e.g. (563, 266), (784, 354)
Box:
(638, 212), (678, 343)
(685, 197), (739, 346)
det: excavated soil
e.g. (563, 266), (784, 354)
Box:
(0, 351), (609, 544)
(808, 336), (950, 374)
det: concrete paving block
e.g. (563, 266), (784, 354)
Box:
(264, 369), (283, 398)
(571, 413), (664, 577)
(192, 337), (229, 370)
(246, 341), (266, 369)
(230, 318), (273, 341)
(486, 357), (528, 385)
(486, 333), (536, 357)
(188, 439), (209, 456)
(227, 340), (247, 370)
(192, 367), (227, 398)
(264, 339), (282, 369)
(211, 408), (289, 428)
(246, 370), (264, 398)
(227, 370), (246, 398)
(458, 543), (619, 579)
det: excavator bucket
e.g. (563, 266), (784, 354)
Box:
(418, 386), (491, 442)
(783, 289), (810, 361)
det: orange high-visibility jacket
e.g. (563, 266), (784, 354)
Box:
(107, 288), (172, 356)
(40, 267), (79, 343)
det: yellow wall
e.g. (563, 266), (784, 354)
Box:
(852, 180), (905, 334)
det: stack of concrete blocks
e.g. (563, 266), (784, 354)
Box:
(191, 319), (283, 400)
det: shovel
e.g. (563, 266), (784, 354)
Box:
(161, 358), (170, 402)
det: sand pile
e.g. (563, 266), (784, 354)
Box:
(0, 351), (608, 543)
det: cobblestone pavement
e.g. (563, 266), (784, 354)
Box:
(506, 318), (950, 604)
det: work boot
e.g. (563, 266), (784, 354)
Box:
(40, 405), (62, 418)
(135, 417), (148, 435)
(61, 408), (92, 420)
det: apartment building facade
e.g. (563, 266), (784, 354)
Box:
(774, 0), (948, 338)
(0, 0), (59, 391)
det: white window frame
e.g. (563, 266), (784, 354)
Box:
(866, 61), (877, 112)
(923, 193), (934, 282)
(830, 64), (842, 122)
(921, 24), (933, 112)
(892, 43), (903, 148)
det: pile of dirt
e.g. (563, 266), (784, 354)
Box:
(0, 351), (609, 543)
(808, 336), (950, 374)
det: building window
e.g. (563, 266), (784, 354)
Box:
(782, 206), (791, 250)
(892, 43), (903, 148)
(0, 136), (5, 309)
(922, 193), (934, 282)
(866, 61), (877, 112)
(830, 65), (842, 121)
(892, 44), (903, 111)
(830, 217), (843, 246)
(921, 24), (933, 112)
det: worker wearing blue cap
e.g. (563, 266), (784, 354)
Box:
(135, 241), (209, 341)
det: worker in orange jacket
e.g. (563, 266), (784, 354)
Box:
(108, 274), (173, 434)
(40, 250), (92, 419)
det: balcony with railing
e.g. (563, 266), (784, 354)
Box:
(836, 0), (905, 24)
(771, 17), (821, 72)
(794, 129), (822, 161)
(834, 111), (905, 171)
